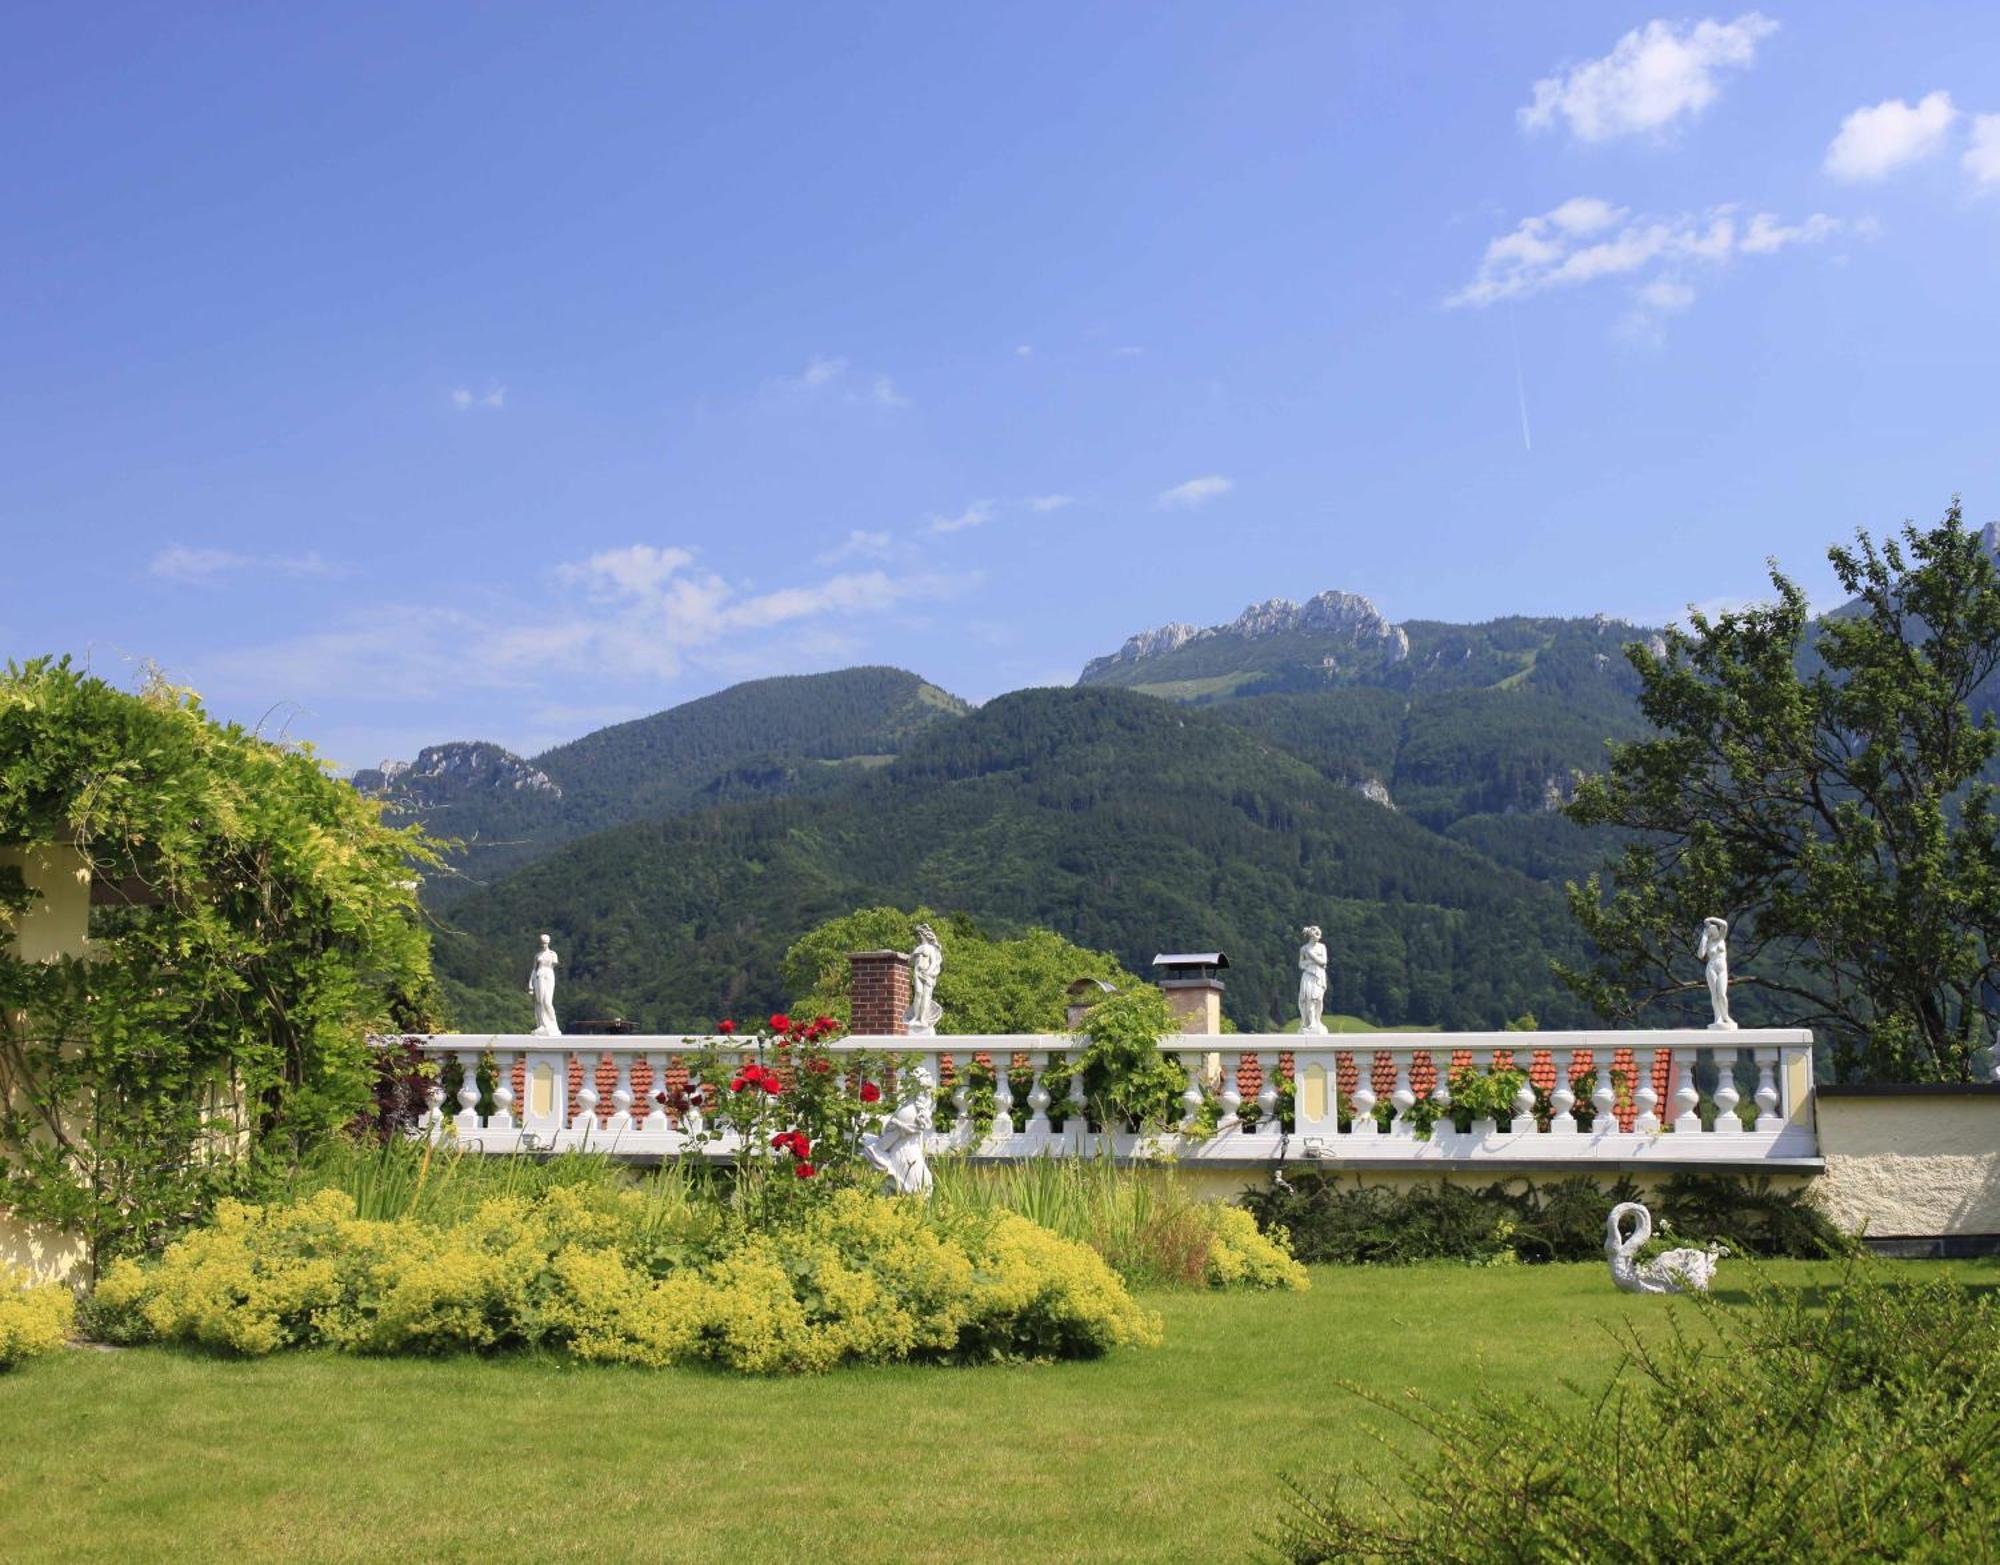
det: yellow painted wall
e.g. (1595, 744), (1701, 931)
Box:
(1814, 1093), (2000, 1238)
(0, 1208), (85, 1285)
(0, 841), (91, 963)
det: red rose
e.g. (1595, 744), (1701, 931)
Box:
(730, 1079), (748, 1094)
(859, 1081), (881, 1104)
(769, 1013), (791, 1034)
(794, 1162), (816, 1179)
(763, 1078), (783, 1096)
(717, 1020), (737, 1036)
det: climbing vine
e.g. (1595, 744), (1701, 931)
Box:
(0, 658), (441, 1269)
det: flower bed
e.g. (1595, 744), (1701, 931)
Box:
(0, 1264), (74, 1369)
(89, 1184), (1162, 1373)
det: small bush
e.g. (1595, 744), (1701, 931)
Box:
(0, 1264), (74, 1368)
(1243, 1173), (1847, 1267)
(87, 1185), (1161, 1372)
(1269, 1260), (2000, 1562)
(931, 1156), (1308, 1290)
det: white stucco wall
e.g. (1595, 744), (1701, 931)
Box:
(1813, 1091), (2000, 1238)
(0, 841), (91, 962)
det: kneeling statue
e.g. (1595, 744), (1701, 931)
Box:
(863, 1066), (935, 1197)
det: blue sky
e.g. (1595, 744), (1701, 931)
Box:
(5, 3), (1998, 767)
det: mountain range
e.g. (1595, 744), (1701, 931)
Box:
(366, 590), (1666, 1032)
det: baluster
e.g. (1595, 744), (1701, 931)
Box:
(1219, 1052), (1243, 1129)
(1255, 1052), (1280, 1132)
(1350, 1053), (1377, 1137)
(1180, 1054), (1205, 1131)
(1066, 1055), (1090, 1152)
(1509, 1076), (1537, 1136)
(1672, 1052), (1701, 1134)
(490, 1050), (516, 1130)
(608, 1053), (636, 1132)
(1026, 1051), (1052, 1134)
(1710, 1047), (1742, 1135)
(1389, 1055), (1416, 1137)
(455, 1049), (482, 1134)
(572, 1052), (600, 1133)
(642, 1051), (669, 1131)
(680, 1056), (705, 1137)
(1753, 1047), (1782, 1130)
(991, 1055), (1015, 1137)
(1549, 1051), (1577, 1134)
(952, 1064), (972, 1147)
(1429, 1064), (1452, 1137)
(1590, 1062), (1616, 1133)
(424, 1075), (446, 1142)
(1635, 1048), (1663, 1133)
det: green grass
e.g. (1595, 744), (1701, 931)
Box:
(5, 1259), (1990, 1564)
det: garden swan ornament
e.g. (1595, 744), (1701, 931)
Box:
(1604, 1202), (1724, 1295)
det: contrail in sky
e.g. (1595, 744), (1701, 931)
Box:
(1509, 306), (1532, 454)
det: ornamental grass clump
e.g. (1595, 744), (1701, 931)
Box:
(0, 1263), (74, 1369)
(88, 1183), (1161, 1372)
(1269, 1260), (2000, 1563)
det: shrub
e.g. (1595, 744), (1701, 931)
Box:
(930, 1156), (1308, 1290)
(1269, 1260), (2000, 1562)
(1243, 1173), (1847, 1267)
(0, 1264), (74, 1368)
(86, 1185), (1161, 1372)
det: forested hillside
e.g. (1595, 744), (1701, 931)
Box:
(432, 686), (1607, 1033)
(366, 667), (967, 898)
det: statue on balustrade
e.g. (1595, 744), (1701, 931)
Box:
(1297, 924), (1328, 1035)
(1605, 1202), (1724, 1295)
(528, 933), (561, 1037)
(1697, 916), (1736, 1031)
(905, 922), (944, 1037)
(864, 1063), (935, 1196)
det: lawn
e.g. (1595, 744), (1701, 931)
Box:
(3, 1259), (1990, 1565)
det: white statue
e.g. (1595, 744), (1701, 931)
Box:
(1697, 917), (1736, 1030)
(863, 1064), (935, 1196)
(1605, 1202), (1724, 1295)
(905, 923), (944, 1037)
(528, 933), (561, 1037)
(1297, 924), (1328, 1035)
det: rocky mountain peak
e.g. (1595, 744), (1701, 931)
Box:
(354, 741), (561, 801)
(1080, 589), (1410, 681)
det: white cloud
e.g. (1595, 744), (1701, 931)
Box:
(1449, 198), (1849, 317)
(1964, 113), (2000, 186)
(1825, 91), (1956, 181)
(205, 545), (974, 704)
(1521, 13), (1777, 142)
(1158, 475), (1233, 510)
(769, 356), (911, 410)
(1014, 344), (1033, 358)
(149, 545), (343, 584)
(870, 375), (910, 409)
(450, 385), (506, 410)
(796, 355), (847, 388)
(927, 500), (995, 535)
(1024, 494), (1076, 513)
(1635, 278), (1697, 313)
(817, 528), (894, 564)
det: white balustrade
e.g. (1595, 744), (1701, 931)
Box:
(400, 1027), (1819, 1166)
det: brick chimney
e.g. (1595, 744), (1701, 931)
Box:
(847, 950), (911, 1036)
(1152, 951), (1227, 1034)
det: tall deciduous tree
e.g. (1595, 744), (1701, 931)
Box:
(0, 659), (441, 1266)
(1559, 504), (2000, 1082)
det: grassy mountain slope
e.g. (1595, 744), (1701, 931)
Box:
(388, 667), (967, 899)
(434, 686), (1605, 1033)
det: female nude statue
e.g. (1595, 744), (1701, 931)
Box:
(1697, 917), (1735, 1031)
(1297, 924), (1328, 1035)
(528, 933), (561, 1037)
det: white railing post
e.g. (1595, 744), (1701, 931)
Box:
(1066, 1055), (1089, 1151)
(1753, 1047), (1781, 1131)
(424, 1076), (446, 1142)
(1389, 1055), (1416, 1138)
(490, 1051), (517, 1130)
(1636, 1049), (1663, 1133)
(1672, 1053), (1701, 1134)
(608, 1052), (635, 1133)
(1350, 1053), (1378, 1137)
(572, 1052), (600, 1133)
(1255, 1052), (1280, 1132)
(991, 1054), (1015, 1137)
(1710, 1047), (1742, 1135)
(1590, 1060), (1615, 1134)
(1026, 1051), (1052, 1134)
(1509, 1075), (1536, 1136)
(1550, 1051), (1577, 1134)
(455, 1049), (482, 1134)
(1219, 1052), (1243, 1129)
(1429, 1060), (1452, 1136)
(642, 1051), (670, 1131)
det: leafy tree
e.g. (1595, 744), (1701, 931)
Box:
(1560, 505), (2000, 1081)
(782, 906), (1135, 1034)
(0, 659), (440, 1267)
